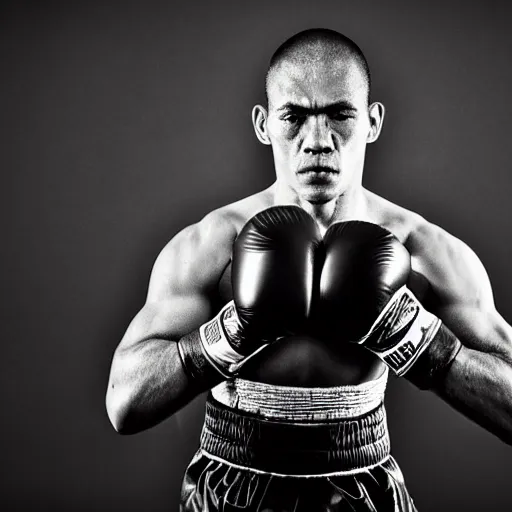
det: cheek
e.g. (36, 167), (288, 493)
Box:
(338, 122), (369, 149)
(268, 125), (297, 150)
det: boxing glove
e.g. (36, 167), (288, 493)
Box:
(317, 221), (461, 388)
(199, 205), (321, 376)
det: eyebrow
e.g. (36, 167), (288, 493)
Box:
(276, 101), (358, 115)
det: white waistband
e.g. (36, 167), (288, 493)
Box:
(211, 367), (389, 421)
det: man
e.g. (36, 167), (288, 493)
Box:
(106, 28), (512, 511)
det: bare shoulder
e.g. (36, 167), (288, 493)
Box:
(405, 216), (493, 307)
(148, 208), (236, 301)
(365, 190), (493, 307)
(147, 188), (274, 301)
(364, 190), (424, 244)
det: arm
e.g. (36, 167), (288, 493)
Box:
(409, 223), (512, 444)
(105, 212), (235, 434)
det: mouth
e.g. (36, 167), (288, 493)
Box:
(297, 166), (339, 184)
(297, 165), (339, 175)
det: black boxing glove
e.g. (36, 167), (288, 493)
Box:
(191, 205), (321, 377)
(318, 221), (461, 389)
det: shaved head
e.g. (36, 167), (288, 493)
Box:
(265, 28), (371, 106)
(253, 27), (384, 207)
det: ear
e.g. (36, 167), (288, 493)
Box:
(252, 105), (271, 145)
(367, 102), (385, 143)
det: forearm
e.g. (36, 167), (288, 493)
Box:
(433, 345), (512, 445)
(106, 330), (223, 434)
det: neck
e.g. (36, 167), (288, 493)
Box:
(272, 182), (367, 235)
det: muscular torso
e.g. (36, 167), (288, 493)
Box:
(109, 179), (512, 440)
(205, 186), (436, 388)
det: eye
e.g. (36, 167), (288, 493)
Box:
(283, 114), (300, 124)
(331, 112), (353, 122)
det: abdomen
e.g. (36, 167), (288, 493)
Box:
(237, 335), (386, 387)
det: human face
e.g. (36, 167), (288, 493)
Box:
(253, 58), (384, 204)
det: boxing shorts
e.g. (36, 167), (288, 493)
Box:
(180, 369), (417, 511)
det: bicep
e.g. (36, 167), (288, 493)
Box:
(437, 302), (512, 360)
(119, 292), (213, 352)
(413, 226), (512, 359)
(116, 217), (233, 352)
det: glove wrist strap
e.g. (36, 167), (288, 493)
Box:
(361, 286), (442, 376)
(199, 301), (268, 376)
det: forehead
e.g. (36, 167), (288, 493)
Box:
(268, 57), (367, 108)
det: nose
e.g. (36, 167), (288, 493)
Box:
(302, 115), (335, 155)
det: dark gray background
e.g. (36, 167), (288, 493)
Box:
(2, 0), (512, 510)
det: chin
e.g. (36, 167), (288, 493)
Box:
(299, 184), (340, 204)
(301, 191), (337, 205)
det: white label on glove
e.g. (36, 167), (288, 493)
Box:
(199, 301), (268, 375)
(361, 286), (441, 376)
(199, 301), (246, 372)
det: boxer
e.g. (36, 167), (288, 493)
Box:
(106, 29), (512, 511)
